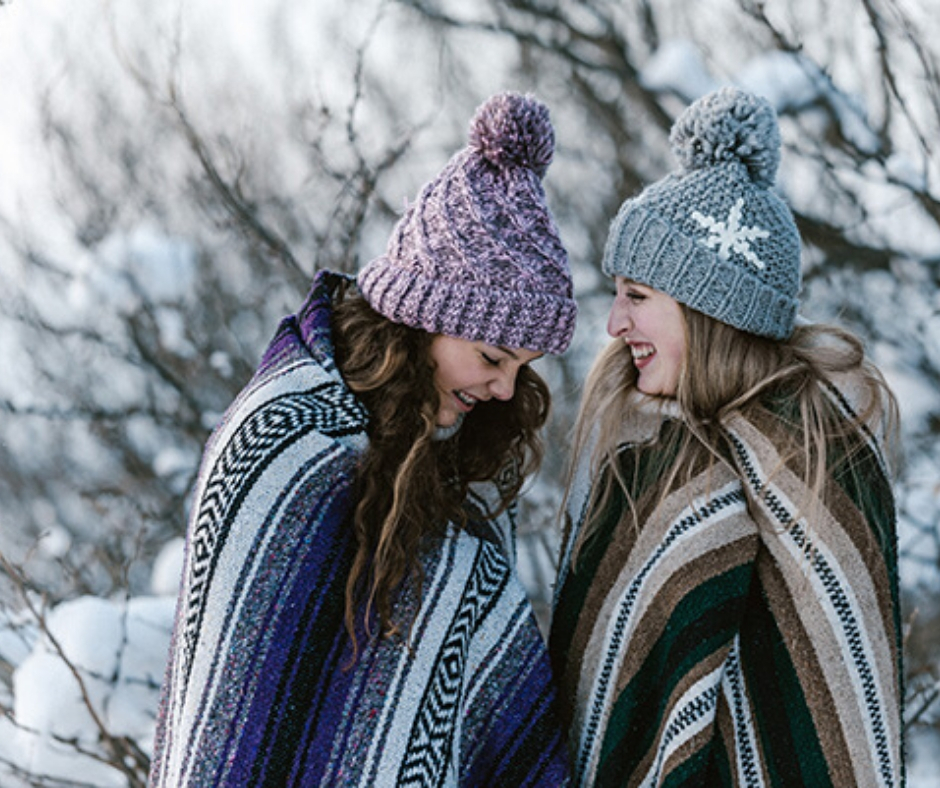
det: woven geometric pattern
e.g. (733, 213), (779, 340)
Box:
(551, 387), (904, 787)
(150, 271), (570, 787)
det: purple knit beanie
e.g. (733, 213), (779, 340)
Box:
(357, 92), (577, 355)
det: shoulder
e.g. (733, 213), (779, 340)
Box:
(792, 321), (897, 433)
(193, 354), (368, 520)
(823, 365), (896, 433)
(212, 321), (368, 447)
(568, 392), (678, 508)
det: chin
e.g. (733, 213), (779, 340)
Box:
(639, 383), (675, 399)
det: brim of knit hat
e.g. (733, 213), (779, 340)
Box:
(602, 206), (798, 340)
(358, 255), (577, 355)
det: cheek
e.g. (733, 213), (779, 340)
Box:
(666, 347), (685, 387)
(659, 316), (687, 372)
(431, 351), (459, 389)
(434, 365), (458, 394)
(435, 360), (477, 397)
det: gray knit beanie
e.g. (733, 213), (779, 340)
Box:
(357, 92), (577, 355)
(602, 87), (802, 340)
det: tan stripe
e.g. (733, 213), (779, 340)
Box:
(661, 727), (717, 786)
(757, 557), (856, 785)
(749, 407), (899, 676)
(574, 464), (746, 692)
(571, 468), (757, 769)
(756, 423), (901, 739)
(614, 527), (757, 697)
(561, 491), (641, 717)
(823, 472), (901, 687)
(562, 460), (655, 713)
(728, 414), (901, 783)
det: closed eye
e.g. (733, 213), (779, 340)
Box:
(615, 278), (646, 303)
(481, 353), (501, 367)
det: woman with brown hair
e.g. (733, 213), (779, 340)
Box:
(550, 88), (904, 787)
(150, 92), (576, 787)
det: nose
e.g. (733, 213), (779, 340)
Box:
(490, 367), (516, 401)
(607, 298), (633, 338)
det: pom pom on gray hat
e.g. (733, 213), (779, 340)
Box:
(602, 86), (802, 340)
(358, 91), (577, 355)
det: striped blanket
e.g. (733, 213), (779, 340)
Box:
(550, 388), (904, 787)
(150, 270), (570, 786)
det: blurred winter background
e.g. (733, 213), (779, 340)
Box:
(0, 0), (938, 784)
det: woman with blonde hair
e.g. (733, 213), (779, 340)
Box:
(550, 87), (904, 787)
(151, 92), (575, 787)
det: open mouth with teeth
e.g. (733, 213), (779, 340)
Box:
(454, 390), (480, 411)
(630, 343), (655, 363)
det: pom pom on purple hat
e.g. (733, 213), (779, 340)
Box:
(469, 92), (555, 177)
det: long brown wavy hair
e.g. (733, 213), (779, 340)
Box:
(331, 283), (550, 650)
(567, 305), (899, 562)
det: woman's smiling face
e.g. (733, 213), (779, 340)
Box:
(607, 277), (687, 398)
(428, 336), (542, 427)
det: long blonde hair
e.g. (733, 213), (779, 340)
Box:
(566, 305), (899, 560)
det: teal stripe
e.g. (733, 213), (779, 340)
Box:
(597, 565), (754, 785)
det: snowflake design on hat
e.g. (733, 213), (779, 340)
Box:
(691, 198), (769, 269)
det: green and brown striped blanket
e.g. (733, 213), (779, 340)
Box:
(550, 389), (903, 787)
